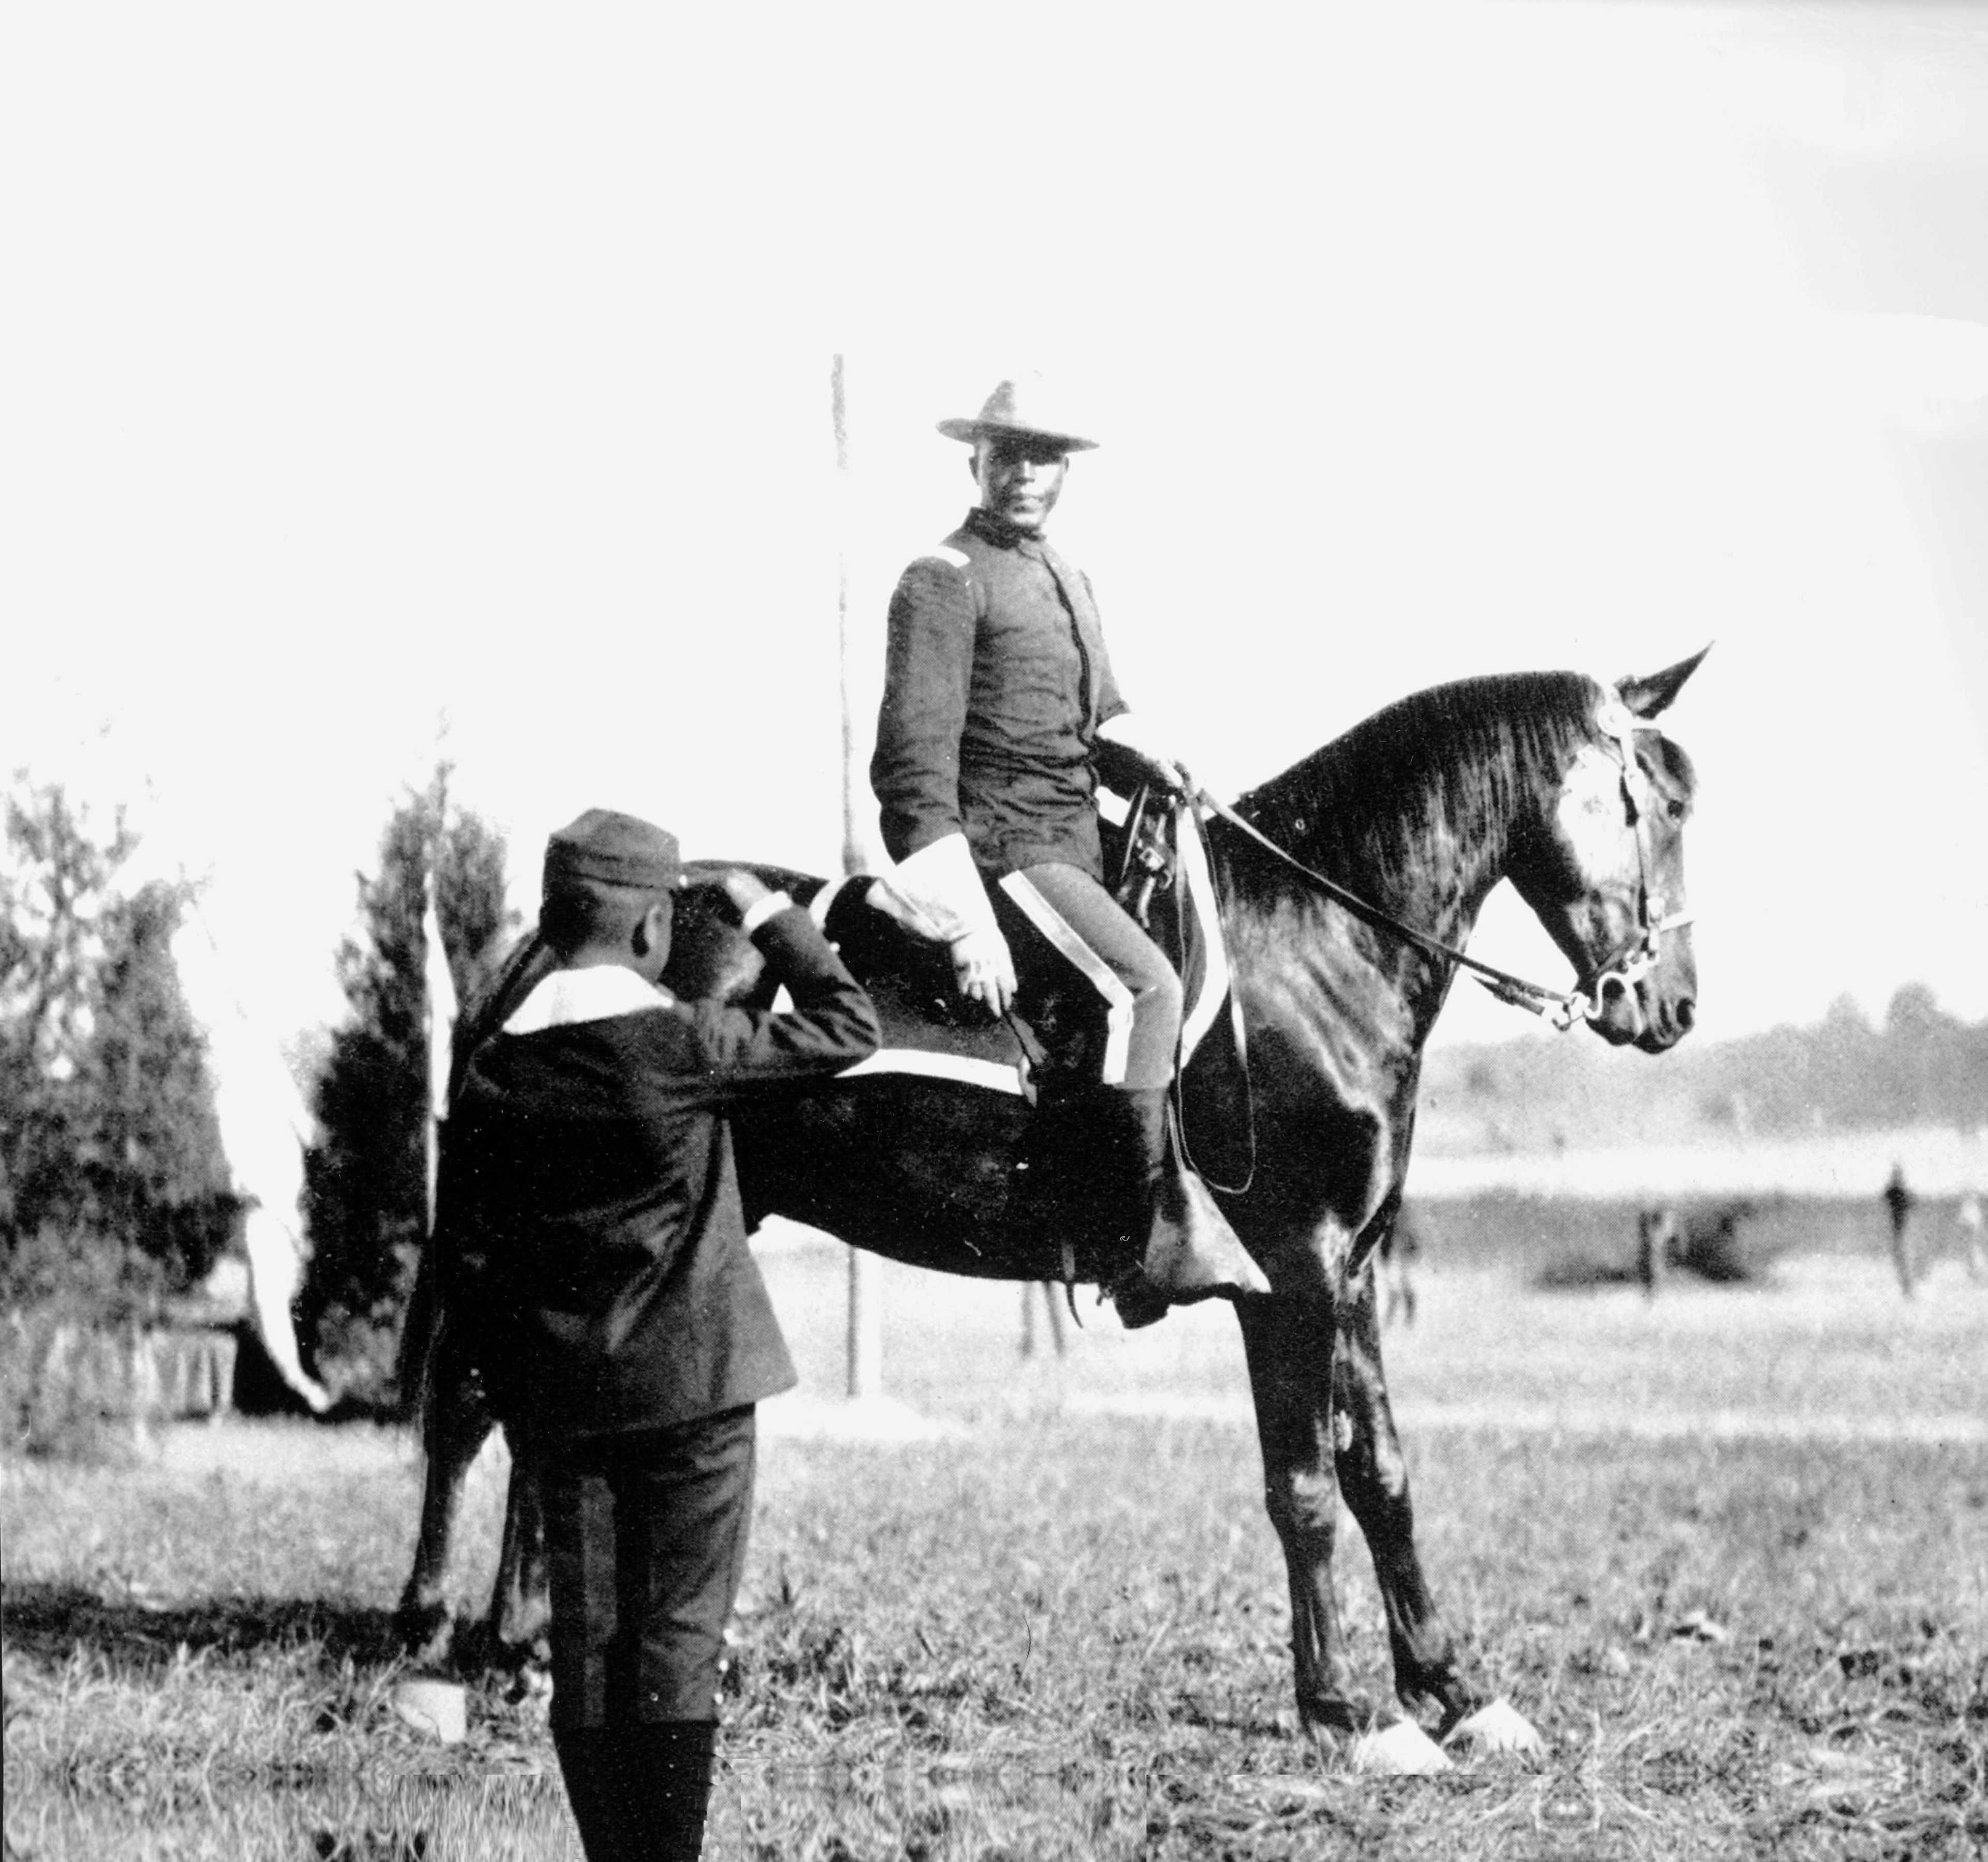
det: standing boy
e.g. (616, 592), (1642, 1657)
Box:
(444, 809), (880, 1859)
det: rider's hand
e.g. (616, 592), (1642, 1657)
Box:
(949, 925), (1015, 1017)
(717, 869), (774, 921)
(1097, 713), (1193, 797)
(1130, 747), (1192, 796)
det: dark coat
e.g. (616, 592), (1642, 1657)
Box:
(442, 907), (880, 1444)
(871, 506), (1129, 881)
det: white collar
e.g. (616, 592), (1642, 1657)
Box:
(503, 965), (675, 1035)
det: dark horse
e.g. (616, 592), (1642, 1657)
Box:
(398, 654), (1704, 1771)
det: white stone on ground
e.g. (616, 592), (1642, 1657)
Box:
(1444, 1696), (1545, 1755)
(1351, 1719), (1452, 1775)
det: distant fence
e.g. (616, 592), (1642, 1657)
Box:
(3, 1312), (238, 1450)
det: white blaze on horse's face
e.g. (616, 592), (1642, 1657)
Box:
(1529, 694), (1699, 1053)
(1553, 743), (1640, 895)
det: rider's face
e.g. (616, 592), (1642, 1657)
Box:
(972, 436), (1069, 534)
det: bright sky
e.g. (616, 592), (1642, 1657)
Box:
(5, 1), (1987, 1180)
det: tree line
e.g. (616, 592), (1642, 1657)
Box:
(3, 769), (514, 1413)
(1424, 984), (1988, 1154)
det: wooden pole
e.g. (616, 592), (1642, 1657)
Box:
(833, 352), (884, 1400)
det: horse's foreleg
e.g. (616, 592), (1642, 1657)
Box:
(1333, 1283), (1540, 1756)
(1330, 1279), (1470, 1724)
(1237, 1294), (1362, 1743)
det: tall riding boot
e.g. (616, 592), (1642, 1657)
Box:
(1010, 1084), (1267, 1329)
(613, 1719), (718, 1861)
(1105, 1085), (1270, 1326)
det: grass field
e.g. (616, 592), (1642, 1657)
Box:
(5, 1196), (1985, 1860)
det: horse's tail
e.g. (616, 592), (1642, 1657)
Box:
(396, 1227), (445, 1447)
(396, 926), (559, 1456)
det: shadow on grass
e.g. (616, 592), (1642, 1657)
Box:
(2, 1582), (406, 1672)
(8, 1778), (578, 1862)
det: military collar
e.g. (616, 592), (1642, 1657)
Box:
(963, 506), (1050, 554)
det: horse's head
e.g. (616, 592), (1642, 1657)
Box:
(1512, 649), (1706, 1052)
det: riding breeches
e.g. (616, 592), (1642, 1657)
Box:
(542, 1404), (757, 1729)
(992, 861), (1182, 1092)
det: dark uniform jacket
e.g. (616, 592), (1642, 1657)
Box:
(442, 907), (880, 1445)
(872, 506), (1129, 882)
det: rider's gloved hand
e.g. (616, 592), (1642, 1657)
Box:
(1097, 712), (1193, 796)
(882, 833), (1014, 1016)
(948, 925), (1016, 1017)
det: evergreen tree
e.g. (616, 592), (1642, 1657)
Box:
(1, 778), (236, 1318)
(74, 881), (241, 1303)
(298, 769), (516, 1406)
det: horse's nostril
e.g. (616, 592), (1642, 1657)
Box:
(1675, 998), (1695, 1033)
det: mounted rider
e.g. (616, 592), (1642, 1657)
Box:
(870, 375), (1268, 1325)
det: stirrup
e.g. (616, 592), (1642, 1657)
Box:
(1143, 1166), (1271, 1302)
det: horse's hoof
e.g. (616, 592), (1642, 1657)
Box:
(394, 1604), (454, 1665)
(1443, 1698), (1544, 1757)
(1351, 1719), (1452, 1775)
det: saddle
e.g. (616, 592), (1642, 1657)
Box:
(793, 787), (1253, 1191)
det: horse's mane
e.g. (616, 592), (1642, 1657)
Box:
(1237, 670), (1603, 898)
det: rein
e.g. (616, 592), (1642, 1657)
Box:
(1191, 701), (1693, 1034)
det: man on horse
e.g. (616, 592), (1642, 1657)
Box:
(870, 374), (1267, 1326)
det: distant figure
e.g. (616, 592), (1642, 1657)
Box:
(1882, 1162), (1917, 1297)
(1635, 1207), (1680, 1298)
(1957, 1195), (1986, 1283)
(1632, 1202), (1756, 1294)
(1379, 1207), (1422, 1328)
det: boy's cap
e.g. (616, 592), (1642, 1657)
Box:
(543, 809), (682, 895)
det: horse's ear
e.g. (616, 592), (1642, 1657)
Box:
(1616, 644), (1711, 720)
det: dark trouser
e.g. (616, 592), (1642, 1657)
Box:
(993, 862), (1182, 1091)
(544, 1405), (757, 1861)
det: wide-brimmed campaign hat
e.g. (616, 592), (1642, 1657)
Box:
(937, 375), (1099, 452)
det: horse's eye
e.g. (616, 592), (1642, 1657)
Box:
(1667, 799), (1686, 822)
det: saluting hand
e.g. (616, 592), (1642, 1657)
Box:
(717, 870), (774, 920)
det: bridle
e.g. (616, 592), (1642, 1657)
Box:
(1194, 698), (1693, 1034)
(1566, 698), (1696, 1030)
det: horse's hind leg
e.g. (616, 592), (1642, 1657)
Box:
(1333, 1279), (1541, 1755)
(396, 1363), (499, 1663)
(1237, 1293), (1364, 1744)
